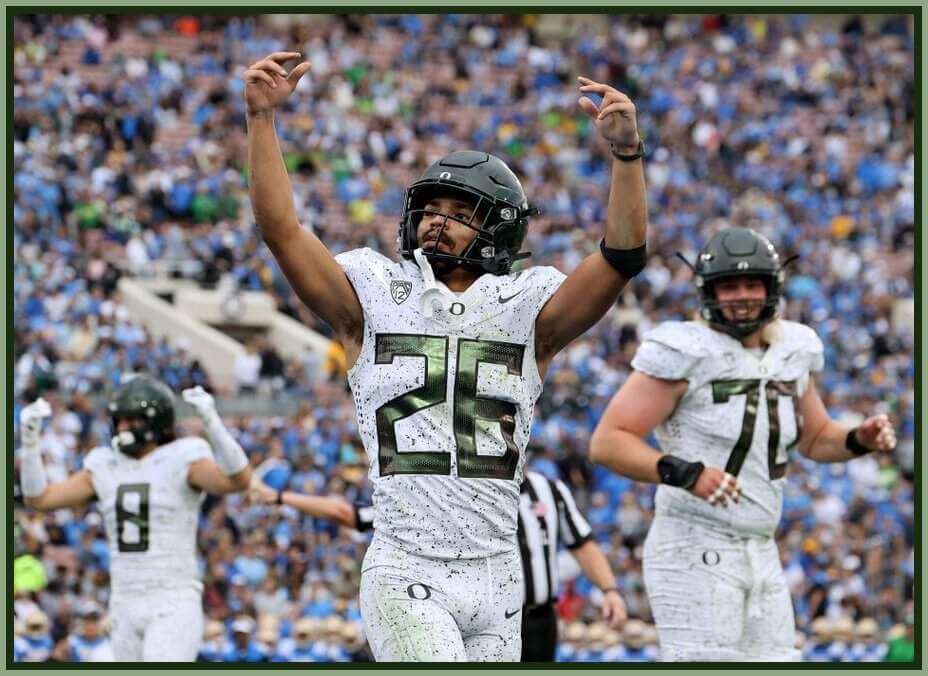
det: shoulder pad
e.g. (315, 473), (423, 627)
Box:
(172, 436), (213, 465)
(82, 446), (114, 473)
(632, 321), (713, 381)
(775, 321), (825, 372)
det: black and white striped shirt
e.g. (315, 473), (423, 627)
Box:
(517, 470), (593, 607)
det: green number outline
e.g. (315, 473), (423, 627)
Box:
(373, 334), (526, 480)
(454, 339), (525, 479)
(711, 379), (799, 479)
(115, 483), (150, 552)
(374, 334), (450, 476)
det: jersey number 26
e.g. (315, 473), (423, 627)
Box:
(374, 334), (525, 480)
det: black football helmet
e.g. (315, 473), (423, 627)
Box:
(694, 227), (784, 339)
(108, 375), (176, 456)
(397, 150), (536, 275)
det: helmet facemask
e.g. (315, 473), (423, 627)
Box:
(397, 151), (534, 276)
(697, 272), (782, 339)
(691, 228), (786, 340)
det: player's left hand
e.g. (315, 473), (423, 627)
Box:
(182, 386), (218, 421)
(855, 414), (897, 453)
(601, 589), (628, 629)
(577, 76), (640, 152)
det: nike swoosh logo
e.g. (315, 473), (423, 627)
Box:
(504, 608), (521, 619)
(498, 290), (526, 304)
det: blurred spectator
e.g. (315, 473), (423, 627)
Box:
(12, 12), (913, 663)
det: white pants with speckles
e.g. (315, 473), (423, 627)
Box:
(360, 536), (523, 662)
(643, 516), (799, 662)
(108, 586), (203, 661)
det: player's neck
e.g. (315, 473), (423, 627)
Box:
(739, 331), (765, 350)
(437, 266), (481, 292)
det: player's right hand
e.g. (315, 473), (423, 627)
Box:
(689, 466), (741, 507)
(244, 52), (312, 116)
(247, 475), (278, 506)
(20, 398), (52, 448)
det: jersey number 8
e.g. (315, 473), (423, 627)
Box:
(116, 483), (150, 552)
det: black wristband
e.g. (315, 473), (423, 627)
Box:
(846, 428), (872, 457)
(610, 140), (645, 162)
(601, 587), (620, 595)
(657, 455), (705, 489)
(599, 239), (647, 279)
(276, 490), (285, 505)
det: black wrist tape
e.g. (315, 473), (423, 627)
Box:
(846, 428), (871, 456)
(657, 454), (705, 489)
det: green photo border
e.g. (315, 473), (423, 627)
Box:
(2, 3), (922, 675)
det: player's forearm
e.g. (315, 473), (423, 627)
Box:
(603, 157), (647, 250)
(280, 492), (356, 528)
(589, 427), (662, 483)
(801, 420), (858, 463)
(572, 540), (618, 592)
(198, 409), (250, 478)
(246, 111), (301, 245)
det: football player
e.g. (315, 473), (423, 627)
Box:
(590, 227), (897, 661)
(244, 52), (648, 661)
(18, 378), (253, 662)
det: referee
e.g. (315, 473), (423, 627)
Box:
(518, 470), (627, 662)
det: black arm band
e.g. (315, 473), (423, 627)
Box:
(657, 454), (704, 489)
(276, 490), (285, 505)
(599, 239), (647, 279)
(846, 428), (872, 457)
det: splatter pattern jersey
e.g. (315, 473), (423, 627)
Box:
(336, 248), (565, 560)
(632, 320), (824, 538)
(82, 438), (210, 592)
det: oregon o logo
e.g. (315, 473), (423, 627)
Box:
(449, 302), (465, 315)
(440, 171), (451, 180)
(407, 583), (431, 600)
(701, 550), (721, 566)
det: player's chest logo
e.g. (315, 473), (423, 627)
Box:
(390, 280), (412, 305)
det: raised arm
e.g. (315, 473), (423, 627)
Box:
(245, 52), (363, 350)
(536, 77), (648, 363)
(18, 399), (96, 511)
(182, 387), (252, 494)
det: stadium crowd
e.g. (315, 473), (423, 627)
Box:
(12, 13), (914, 662)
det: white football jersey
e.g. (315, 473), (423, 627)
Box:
(631, 320), (824, 537)
(83, 437), (211, 592)
(336, 248), (565, 559)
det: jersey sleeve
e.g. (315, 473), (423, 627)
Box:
(631, 322), (703, 381)
(782, 322), (825, 395)
(334, 247), (392, 309)
(176, 437), (213, 466)
(81, 446), (112, 476)
(526, 266), (567, 319)
(549, 478), (592, 550)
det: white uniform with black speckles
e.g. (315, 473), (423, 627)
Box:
(336, 248), (565, 662)
(83, 438), (210, 661)
(632, 320), (824, 661)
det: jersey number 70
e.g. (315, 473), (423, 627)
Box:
(712, 379), (799, 480)
(374, 334), (525, 480)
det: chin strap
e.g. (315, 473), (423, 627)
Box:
(413, 248), (455, 319)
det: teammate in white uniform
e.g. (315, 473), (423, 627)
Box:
(18, 377), (253, 662)
(590, 228), (898, 661)
(244, 51), (648, 661)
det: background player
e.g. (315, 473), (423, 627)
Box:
(19, 378), (253, 661)
(589, 227), (897, 661)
